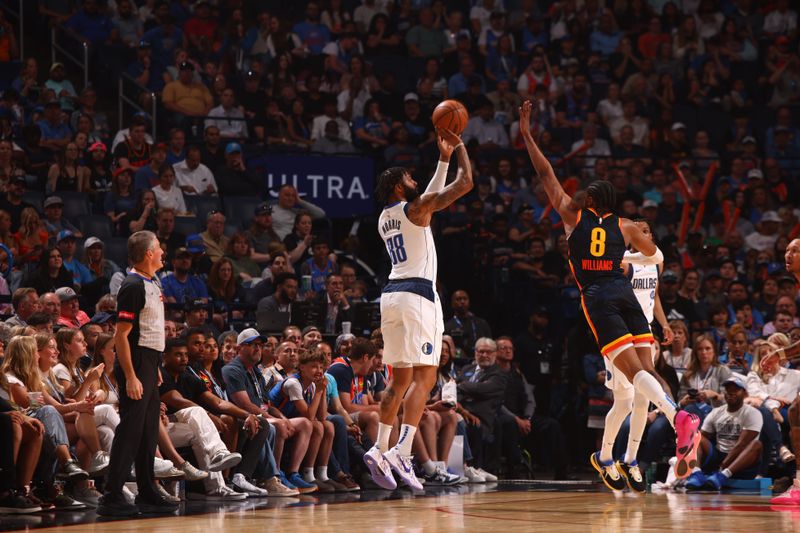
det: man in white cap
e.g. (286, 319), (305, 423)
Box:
(744, 211), (782, 252)
(221, 328), (302, 496)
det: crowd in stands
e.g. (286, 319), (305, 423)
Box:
(0, 0), (799, 513)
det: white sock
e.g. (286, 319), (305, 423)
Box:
(600, 397), (632, 463)
(302, 467), (315, 482)
(625, 391), (650, 464)
(377, 422), (392, 453)
(720, 468), (732, 479)
(422, 460), (437, 475)
(632, 371), (677, 427)
(394, 424), (417, 456)
(315, 466), (329, 481)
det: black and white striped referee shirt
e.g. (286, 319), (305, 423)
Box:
(117, 269), (165, 352)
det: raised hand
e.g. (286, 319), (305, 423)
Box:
(519, 100), (532, 138)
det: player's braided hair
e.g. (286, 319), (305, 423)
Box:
(375, 167), (406, 205)
(585, 180), (617, 215)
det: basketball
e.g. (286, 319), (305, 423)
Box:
(432, 99), (469, 135)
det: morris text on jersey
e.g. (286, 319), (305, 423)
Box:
(381, 218), (401, 236)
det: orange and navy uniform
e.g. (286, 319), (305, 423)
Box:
(567, 208), (653, 356)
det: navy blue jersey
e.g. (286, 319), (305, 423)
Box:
(568, 208), (626, 289)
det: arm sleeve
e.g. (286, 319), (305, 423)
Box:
(623, 248), (664, 265)
(423, 160), (449, 194)
(116, 277), (144, 322)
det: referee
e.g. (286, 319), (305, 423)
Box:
(98, 231), (177, 516)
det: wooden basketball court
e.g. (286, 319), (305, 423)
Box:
(2, 482), (798, 532)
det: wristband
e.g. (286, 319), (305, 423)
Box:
(454, 143), (464, 151)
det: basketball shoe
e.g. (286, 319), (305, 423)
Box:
(363, 446), (397, 490)
(772, 479), (800, 505)
(590, 452), (626, 491)
(616, 460), (646, 493)
(674, 411), (701, 479)
(384, 448), (424, 492)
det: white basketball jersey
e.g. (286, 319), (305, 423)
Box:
(629, 263), (659, 323)
(378, 201), (437, 282)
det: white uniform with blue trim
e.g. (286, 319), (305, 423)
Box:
(378, 201), (444, 367)
(605, 263), (660, 397)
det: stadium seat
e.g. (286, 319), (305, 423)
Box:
(222, 195), (261, 227)
(77, 215), (114, 241)
(184, 195), (222, 221)
(104, 237), (128, 267)
(173, 215), (201, 236)
(23, 190), (43, 210)
(58, 191), (91, 220)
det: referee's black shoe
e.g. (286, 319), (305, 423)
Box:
(616, 460), (646, 493)
(96, 493), (139, 517)
(590, 452), (626, 492)
(134, 495), (179, 514)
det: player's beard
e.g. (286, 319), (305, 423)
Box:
(403, 183), (420, 203)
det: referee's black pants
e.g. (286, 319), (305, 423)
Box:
(105, 347), (161, 501)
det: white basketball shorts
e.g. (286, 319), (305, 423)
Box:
(380, 286), (443, 368)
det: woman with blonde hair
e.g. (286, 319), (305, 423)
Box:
(662, 320), (691, 378)
(2, 335), (92, 506)
(745, 341), (799, 465)
(13, 207), (48, 266)
(33, 332), (110, 491)
(53, 328), (119, 453)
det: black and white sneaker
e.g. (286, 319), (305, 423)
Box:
(422, 466), (462, 486)
(0, 491), (41, 514)
(616, 460), (646, 493)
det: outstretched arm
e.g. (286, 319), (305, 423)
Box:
(620, 218), (658, 256)
(518, 101), (577, 229)
(406, 129), (473, 226)
(424, 132), (455, 194)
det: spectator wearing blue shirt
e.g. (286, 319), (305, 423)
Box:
(521, 16), (549, 55)
(56, 230), (94, 288)
(590, 12), (622, 57)
(126, 40), (165, 94)
(44, 63), (79, 113)
(448, 57), (485, 98)
(161, 247), (210, 304)
(292, 2), (331, 55)
(143, 16), (185, 71)
(37, 101), (72, 151)
(64, 0), (113, 47)
(353, 100), (391, 153)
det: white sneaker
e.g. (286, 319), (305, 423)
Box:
(464, 466), (486, 483)
(87, 451), (110, 474)
(178, 461), (209, 481)
(423, 466), (462, 486)
(122, 485), (136, 504)
(384, 449), (423, 492)
(189, 486), (247, 501)
(208, 451), (242, 472)
(153, 457), (175, 476)
(476, 467), (497, 482)
(156, 483), (181, 503)
(232, 474), (269, 497)
(362, 446), (397, 490)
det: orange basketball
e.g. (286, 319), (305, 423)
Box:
(432, 99), (469, 135)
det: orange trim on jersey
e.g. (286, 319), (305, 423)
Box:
(586, 207), (599, 217)
(575, 209), (583, 225)
(569, 259), (583, 291)
(632, 333), (655, 345)
(580, 294), (599, 342)
(601, 334), (634, 356)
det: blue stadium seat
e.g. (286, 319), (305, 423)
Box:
(184, 195), (222, 222)
(58, 191), (91, 220)
(77, 215), (113, 241)
(104, 237), (129, 267)
(222, 196), (261, 227)
(173, 215), (201, 236)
